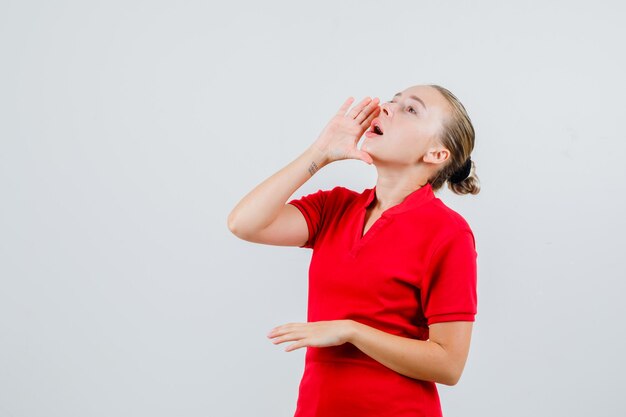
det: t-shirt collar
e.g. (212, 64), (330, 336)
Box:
(363, 182), (435, 215)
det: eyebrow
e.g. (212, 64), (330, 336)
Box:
(393, 92), (427, 110)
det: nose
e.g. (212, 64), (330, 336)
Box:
(380, 102), (393, 117)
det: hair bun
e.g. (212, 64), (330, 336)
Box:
(448, 157), (472, 184)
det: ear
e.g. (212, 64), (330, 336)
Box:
(422, 146), (450, 166)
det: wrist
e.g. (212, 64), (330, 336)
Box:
(306, 145), (331, 168)
(346, 319), (361, 344)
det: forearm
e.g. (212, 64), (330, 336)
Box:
(348, 320), (457, 386)
(227, 146), (329, 234)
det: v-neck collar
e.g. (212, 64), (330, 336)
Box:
(351, 183), (436, 256)
(362, 182), (435, 215)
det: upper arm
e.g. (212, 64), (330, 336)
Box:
(428, 321), (474, 385)
(233, 187), (330, 248)
(239, 203), (310, 247)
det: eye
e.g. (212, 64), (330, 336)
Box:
(388, 100), (418, 115)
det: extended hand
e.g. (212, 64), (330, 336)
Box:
(267, 320), (354, 352)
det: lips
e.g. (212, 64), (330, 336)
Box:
(369, 118), (384, 135)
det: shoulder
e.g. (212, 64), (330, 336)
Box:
(289, 185), (364, 215)
(427, 197), (476, 248)
(320, 185), (367, 205)
(327, 184), (357, 197)
(431, 197), (472, 230)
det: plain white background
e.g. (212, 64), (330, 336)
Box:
(1, 0), (625, 416)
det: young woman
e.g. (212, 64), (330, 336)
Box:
(227, 84), (480, 417)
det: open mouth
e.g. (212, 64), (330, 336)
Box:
(368, 120), (384, 136)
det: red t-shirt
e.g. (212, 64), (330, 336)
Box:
(287, 182), (478, 417)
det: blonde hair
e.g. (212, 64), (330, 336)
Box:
(427, 84), (480, 195)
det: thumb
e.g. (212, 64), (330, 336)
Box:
(358, 150), (373, 165)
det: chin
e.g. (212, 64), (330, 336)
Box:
(363, 146), (412, 166)
(363, 138), (388, 153)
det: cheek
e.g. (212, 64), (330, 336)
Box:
(424, 117), (445, 137)
(411, 121), (440, 144)
(397, 127), (434, 154)
(396, 124), (426, 145)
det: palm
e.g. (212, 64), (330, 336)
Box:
(313, 97), (381, 164)
(321, 116), (366, 160)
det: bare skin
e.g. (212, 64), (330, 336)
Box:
(361, 206), (383, 237)
(226, 96), (380, 244)
(228, 87), (474, 386)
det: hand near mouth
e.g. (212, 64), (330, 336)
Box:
(310, 96), (381, 165)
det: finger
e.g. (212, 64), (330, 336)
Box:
(353, 147), (373, 165)
(347, 97), (372, 119)
(354, 97), (380, 124)
(268, 327), (288, 338)
(271, 322), (298, 334)
(268, 329), (287, 339)
(270, 328), (304, 343)
(267, 327), (282, 338)
(271, 336), (286, 344)
(360, 150), (374, 165)
(285, 341), (304, 352)
(360, 105), (381, 129)
(348, 144), (373, 164)
(270, 332), (295, 344)
(337, 97), (355, 116)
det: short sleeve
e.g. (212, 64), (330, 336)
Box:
(287, 188), (330, 249)
(421, 229), (478, 326)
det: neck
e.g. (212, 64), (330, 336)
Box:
(372, 165), (429, 211)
